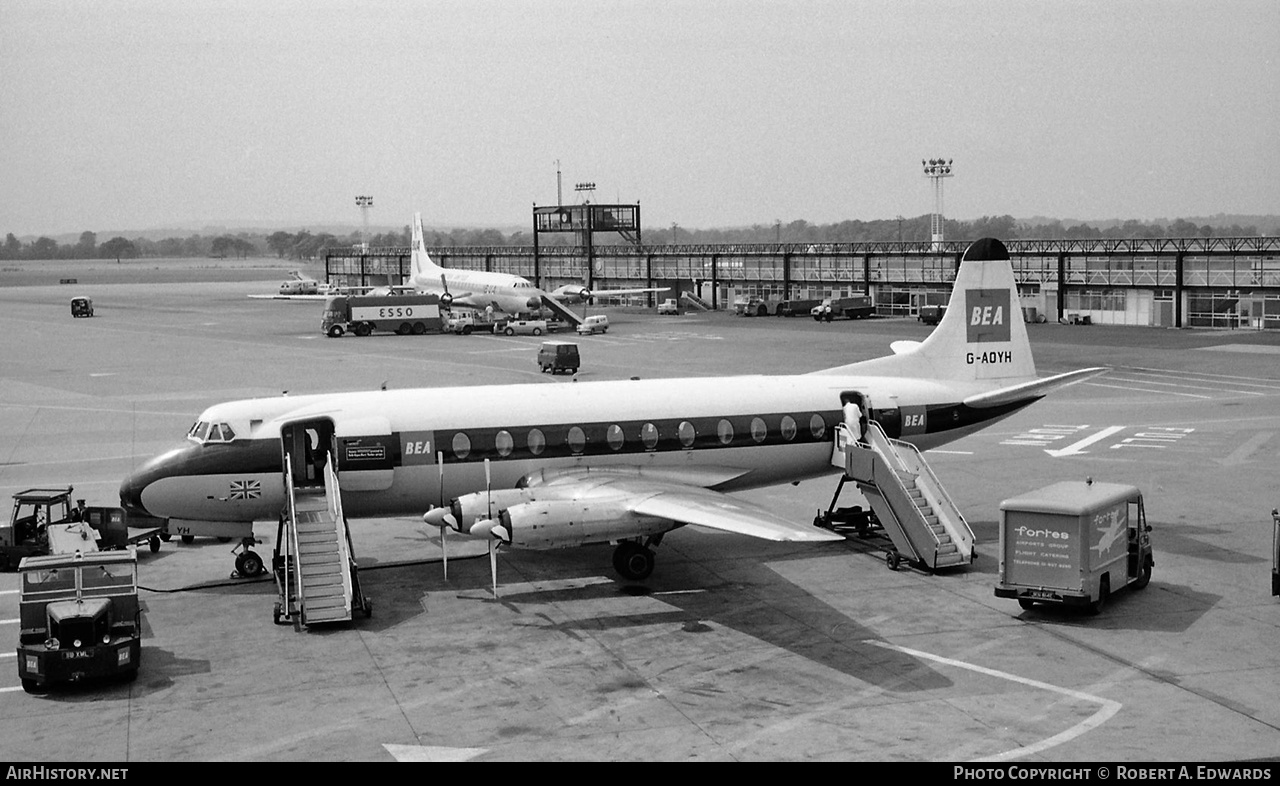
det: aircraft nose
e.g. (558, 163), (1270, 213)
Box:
(119, 469), (153, 518)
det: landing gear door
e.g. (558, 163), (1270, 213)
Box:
(335, 415), (396, 491)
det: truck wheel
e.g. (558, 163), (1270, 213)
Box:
(757, 304), (768, 316)
(397, 322), (411, 335)
(1133, 562), (1152, 590)
(354, 323), (371, 337)
(825, 312), (834, 323)
(327, 324), (344, 338)
(1089, 576), (1110, 615)
(1017, 598), (1036, 610)
(21, 678), (46, 694)
(412, 322), (426, 335)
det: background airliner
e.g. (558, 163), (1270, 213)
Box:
(254, 213), (665, 320)
(126, 238), (1104, 584)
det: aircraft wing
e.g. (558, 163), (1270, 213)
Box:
(525, 470), (843, 543)
(582, 286), (669, 297)
(962, 367), (1109, 409)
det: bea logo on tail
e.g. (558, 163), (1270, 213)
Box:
(965, 288), (1011, 343)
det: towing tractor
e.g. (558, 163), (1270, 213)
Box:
(17, 549), (142, 692)
(995, 480), (1153, 614)
(2, 487), (161, 570)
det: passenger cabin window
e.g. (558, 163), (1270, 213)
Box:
(607, 425), (624, 451)
(641, 422), (659, 450)
(495, 430), (514, 457)
(527, 429), (546, 456)
(781, 415), (797, 441)
(678, 421), (696, 448)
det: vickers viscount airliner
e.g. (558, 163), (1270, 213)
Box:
(124, 238), (1104, 583)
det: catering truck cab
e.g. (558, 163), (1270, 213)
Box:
(17, 549), (142, 692)
(995, 480), (1153, 614)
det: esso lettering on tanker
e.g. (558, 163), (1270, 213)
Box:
(378, 306), (415, 319)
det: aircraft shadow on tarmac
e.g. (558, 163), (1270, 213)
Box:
(351, 545), (956, 693)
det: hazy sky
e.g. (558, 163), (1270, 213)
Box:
(3, 0), (1277, 237)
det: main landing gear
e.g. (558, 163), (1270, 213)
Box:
(612, 539), (658, 581)
(232, 537), (267, 578)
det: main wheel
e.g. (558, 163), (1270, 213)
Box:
(612, 542), (655, 580)
(181, 535), (194, 544)
(149, 536), (161, 553)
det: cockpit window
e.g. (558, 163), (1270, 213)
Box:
(187, 420), (236, 445)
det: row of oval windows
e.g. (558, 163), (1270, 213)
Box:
(450, 414), (829, 460)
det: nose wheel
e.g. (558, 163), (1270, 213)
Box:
(232, 538), (266, 578)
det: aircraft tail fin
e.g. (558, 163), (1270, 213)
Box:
(410, 211), (439, 281)
(816, 238), (1039, 385)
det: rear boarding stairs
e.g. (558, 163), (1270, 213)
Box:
(273, 454), (372, 628)
(824, 420), (975, 571)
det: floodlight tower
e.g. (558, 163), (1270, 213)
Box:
(355, 195), (374, 250)
(921, 159), (953, 250)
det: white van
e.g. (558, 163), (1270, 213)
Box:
(576, 314), (609, 335)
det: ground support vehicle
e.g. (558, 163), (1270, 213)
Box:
(1271, 508), (1279, 596)
(576, 315), (609, 335)
(776, 298), (821, 317)
(16, 549), (142, 692)
(445, 308), (501, 335)
(918, 305), (946, 325)
(322, 294), (442, 337)
(501, 319), (548, 336)
(734, 296), (775, 316)
(995, 480), (1153, 614)
(3, 488), (75, 570)
(657, 299), (680, 315)
(70, 297), (94, 317)
(812, 295), (875, 322)
(537, 341), (580, 375)
(3, 488), (163, 570)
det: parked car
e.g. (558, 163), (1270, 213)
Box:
(501, 319), (547, 336)
(576, 314), (609, 335)
(537, 341), (580, 375)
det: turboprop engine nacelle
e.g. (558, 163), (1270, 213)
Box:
(445, 488), (537, 534)
(498, 499), (670, 550)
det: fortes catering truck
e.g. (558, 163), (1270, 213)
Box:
(995, 480), (1153, 614)
(322, 294), (442, 337)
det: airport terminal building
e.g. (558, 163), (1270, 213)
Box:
(327, 235), (1280, 330)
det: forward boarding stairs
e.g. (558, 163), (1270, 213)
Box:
(275, 455), (371, 628)
(681, 291), (713, 311)
(834, 420), (975, 571)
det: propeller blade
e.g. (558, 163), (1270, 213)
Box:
(488, 539), (499, 599)
(440, 525), (448, 580)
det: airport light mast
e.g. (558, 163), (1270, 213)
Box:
(922, 159), (953, 250)
(355, 195), (373, 251)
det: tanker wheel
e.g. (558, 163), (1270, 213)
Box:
(613, 542), (655, 581)
(397, 322), (412, 335)
(327, 324), (345, 338)
(354, 323), (371, 337)
(412, 322), (426, 335)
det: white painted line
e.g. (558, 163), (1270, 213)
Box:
(0, 589), (17, 596)
(868, 640), (1121, 762)
(0, 686), (23, 694)
(1104, 376), (1265, 396)
(0, 619), (19, 625)
(1123, 366), (1280, 387)
(1045, 425), (1125, 457)
(1084, 382), (1211, 400)
(0, 652), (14, 659)
(925, 449), (973, 455)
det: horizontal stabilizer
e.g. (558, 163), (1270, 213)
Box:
(962, 367), (1108, 409)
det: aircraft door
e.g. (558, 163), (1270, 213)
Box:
(281, 419), (336, 491)
(840, 390), (902, 440)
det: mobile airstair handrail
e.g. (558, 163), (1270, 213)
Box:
(282, 454), (300, 618)
(882, 433), (975, 558)
(322, 458), (354, 605)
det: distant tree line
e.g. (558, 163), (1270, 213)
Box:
(1, 215), (1269, 262)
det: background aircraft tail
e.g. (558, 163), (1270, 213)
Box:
(410, 211), (439, 282)
(816, 237), (1038, 386)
